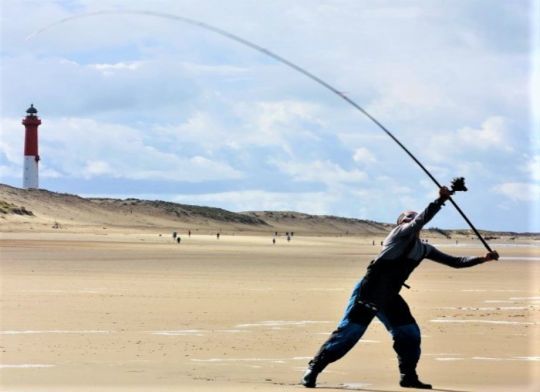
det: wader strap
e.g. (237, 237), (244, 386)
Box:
(401, 238), (418, 289)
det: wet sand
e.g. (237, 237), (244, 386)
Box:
(0, 232), (539, 391)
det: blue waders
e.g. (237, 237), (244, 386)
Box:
(308, 278), (421, 376)
(303, 248), (432, 388)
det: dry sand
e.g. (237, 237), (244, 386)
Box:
(0, 232), (539, 391)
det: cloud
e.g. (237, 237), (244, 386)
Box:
(0, 118), (24, 166)
(150, 98), (325, 158)
(40, 165), (63, 179)
(171, 190), (335, 214)
(493, 182), (540, 202)
(234, 100), (324, 151)
(90, 61), (143, 76)
(424, 116), (514, 163)
(367, 74), (445, 118)
(0, 165), (20, 179)
(353, 147), (376, 164)
(455, 116), (512, 151)
(523, 155), (540, 182)
(272, 160), (368, 186)
(0, 116), (244, 182)
(82, 160), (114, 178)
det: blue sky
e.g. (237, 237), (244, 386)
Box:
(1, 0), (538, 232)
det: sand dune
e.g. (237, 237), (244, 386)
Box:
(1, 184), (536, 241)
(0, 184), (393, 236)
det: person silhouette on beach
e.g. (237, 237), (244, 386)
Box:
(302, 186), (499, 389)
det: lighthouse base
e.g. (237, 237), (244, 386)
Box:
(23, 155), (39, 189)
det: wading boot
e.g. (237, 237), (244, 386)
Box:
(301, 359), (325, 388)
(399, 373), (432, 389)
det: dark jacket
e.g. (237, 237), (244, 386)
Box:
(361, 197), (485, 306)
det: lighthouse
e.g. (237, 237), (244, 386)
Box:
(22, 104), (41, 189)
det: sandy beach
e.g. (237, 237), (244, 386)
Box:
(0, 231), (538, 391)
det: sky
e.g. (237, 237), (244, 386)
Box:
(1, 0), (538, 232)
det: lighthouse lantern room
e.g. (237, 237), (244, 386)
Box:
(22, 104), (41, 189)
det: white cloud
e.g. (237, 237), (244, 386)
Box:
(180, 62), (250, 76)
(0, 165), (20, 179)
(0, 118), (24, 165)
(1, 116), (244, 182)
(153, 111), (227, 151)
(367, 74), (444, 118)
(235, 100), (323, 151)
(40, 163), (63, 178)
(171, 190), (336, 214)
(425, 116), (513, 163)
(151, 99), (323, 154)
(523, 155), (540, 181)
(83, 160), (114, 178)
(91, 61), (142, 76)
(494, 182), (540, 202)
(273, 160), (367, 186)
(455, 116), (511, 151)
(353, 147), (376, 164)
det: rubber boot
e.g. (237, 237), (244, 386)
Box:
(301, 359), (326, 388)
(399, 372), (432, 389)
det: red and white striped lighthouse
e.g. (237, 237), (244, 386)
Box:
(22, 104), (41, 189)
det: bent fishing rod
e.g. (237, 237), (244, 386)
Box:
(28, 10), (493, 252)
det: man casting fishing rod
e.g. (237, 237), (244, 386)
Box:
(302, 186), (499, 389)
(30, 13), (500, 387)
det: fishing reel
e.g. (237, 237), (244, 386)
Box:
(450, 177), (468, 194)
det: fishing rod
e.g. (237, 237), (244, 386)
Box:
(28, 10), (493, 252)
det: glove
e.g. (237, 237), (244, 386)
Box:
(484, 250), (499, 261)
(439, 186), (451, 202)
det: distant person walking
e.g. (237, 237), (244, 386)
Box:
(302, 187), (498, 389)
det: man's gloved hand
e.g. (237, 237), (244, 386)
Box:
(484, 250), (499, 262)
(439, 186), (451, 202)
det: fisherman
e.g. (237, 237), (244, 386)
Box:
(302, 186), (499, 389)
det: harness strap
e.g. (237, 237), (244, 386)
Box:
(401, 238), (418, 289)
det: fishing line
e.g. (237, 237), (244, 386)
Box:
(27, 10), (493, 251)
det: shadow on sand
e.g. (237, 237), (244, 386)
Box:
(298, 385), (470, 392)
